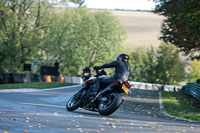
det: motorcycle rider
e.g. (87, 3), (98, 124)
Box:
(82, 66), (91, 81)
(92, 53), (131, 102)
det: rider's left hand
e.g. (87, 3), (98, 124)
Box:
(93, 66), (99, 70)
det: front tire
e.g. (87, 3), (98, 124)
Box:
(66, 92), (81, 111)
(98, 92), (123, 116)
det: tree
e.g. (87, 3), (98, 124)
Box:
(129, 44), (185, 85)
(39, 8), (127, 76)
(0, 1), (126, 75)
(129, 47), (158, 83)
(129, 48), (148, 82)
(69, 0), (85, 7)
(155, 43), (185, 84)
(144, 46), (158, 83)
(0, 0), (56, 72)
(187, 59), (200, 82)
(153, 0), (200, 59)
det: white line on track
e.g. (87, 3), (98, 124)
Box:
(0, 85), (81, 93)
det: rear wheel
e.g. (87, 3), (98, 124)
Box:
(98, 92), (123, 116)
(66, 92), (81, 111)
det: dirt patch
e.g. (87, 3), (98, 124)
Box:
(121, 88), (162, 116)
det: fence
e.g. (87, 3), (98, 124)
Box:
(0, 73), (181, 92)
(0, 73), (59, 84)
(64, 76), (83, 84)
(0, 73), (83, 84)
(182, 83), (200, 102)
(129, 81), (181, 92)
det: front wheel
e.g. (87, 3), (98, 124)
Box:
(98, 92), (123, 116)
(66, 91), (81, 111)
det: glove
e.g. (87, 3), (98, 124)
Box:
(93, 66), (99, 70)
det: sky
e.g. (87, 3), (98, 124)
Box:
(84, 0), (156, 10)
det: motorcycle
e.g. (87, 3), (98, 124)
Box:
(66, 68), (131, 116)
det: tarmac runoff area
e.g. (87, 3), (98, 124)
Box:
(0, 85), (200, 133)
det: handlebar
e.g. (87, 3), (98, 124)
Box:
(94, 68), (100, 77)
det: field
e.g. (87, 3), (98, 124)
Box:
(111, 10), (165, 48)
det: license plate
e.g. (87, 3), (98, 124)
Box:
(122, 84), (129, 94)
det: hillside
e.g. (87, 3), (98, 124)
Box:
(111, 10), (164, 48)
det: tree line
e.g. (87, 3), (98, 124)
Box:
(0, 0), (200, 85)
(128, 43), (200, 85)
(128, 44), (184, 85)
(0, 0), (126, 76)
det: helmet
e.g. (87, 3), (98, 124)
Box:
(117, 53), (129, 62)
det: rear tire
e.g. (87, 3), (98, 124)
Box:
(98, 92), (123, 116)
(66, 92), (81, 111)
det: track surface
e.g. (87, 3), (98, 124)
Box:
(0, 86), (200, 133)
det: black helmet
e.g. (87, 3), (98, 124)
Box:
(117, 53), (129, 62)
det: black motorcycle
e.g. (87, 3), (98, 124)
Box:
(66, 68), (131, 116)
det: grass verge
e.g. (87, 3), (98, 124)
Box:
(0, 82), (75, 90)
(162, 91), (200, 122)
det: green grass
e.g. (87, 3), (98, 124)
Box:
(162, 91), (200, 122)
(0, 82), (75, 90)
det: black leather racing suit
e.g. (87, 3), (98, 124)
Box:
(98, 60), (131, 83)
(91, 60), (131, 102)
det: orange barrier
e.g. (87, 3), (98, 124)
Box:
(45, 75), (52, 83)
(59, 76), (64, 83)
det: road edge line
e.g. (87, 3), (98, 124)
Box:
(0, 85), (81, 93)
(159, 91), (164, 110)
(39, 85), (81, 91)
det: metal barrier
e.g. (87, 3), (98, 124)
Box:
(182, 83), (200, 101)
(0, 73), (59, 84)
(129, 81), (181, 92)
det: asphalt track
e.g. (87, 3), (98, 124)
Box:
(0, 85), (200, 133)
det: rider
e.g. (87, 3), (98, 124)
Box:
(92, 53), (131, 102)
(82, 66), (91, 81)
